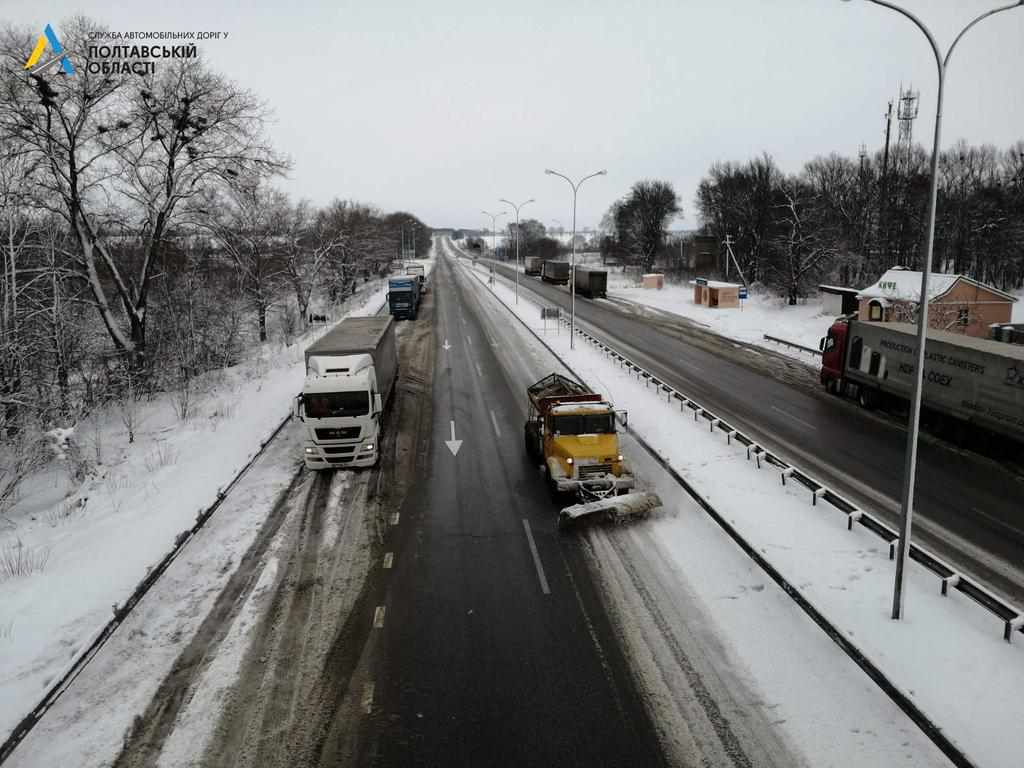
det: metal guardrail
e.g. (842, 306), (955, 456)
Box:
(763, 333), (822, 357)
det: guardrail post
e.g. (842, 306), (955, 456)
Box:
(726, 429), (737, 446)
(811, 487), (827, 506)
(1005, 615), (1024, 643)
(709, 417), (720, 434)
(780, 466), (795, 486)
(846, 510), (863, 531)
(940, 574), (961, 596)
(889, 538), (899, 560)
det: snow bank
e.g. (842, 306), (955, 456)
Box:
(465, 257), (1024, 768)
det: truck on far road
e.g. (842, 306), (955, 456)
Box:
(387, 275), (420, 320)
(297, 316), (398, 469)
(541, 260), (570, 285)
(524, 373), (661, 527)
(524, 256), (543, 276)
(820, 317), (1024, 443)
(405, 263), (426, 293)
(573, 266), (608, 299)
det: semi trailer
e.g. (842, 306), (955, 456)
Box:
(820, 317), (1024, 442)
(405, 263), (426, 293)
(524, 373), (661, 527)
(297, 316), (398, 469)
(524, 256), (543, 276)
(541, 260), (570, 285)
(573, 266), (608, 299)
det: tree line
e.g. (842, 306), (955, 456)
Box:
(0, 18), (429, 450)
(696, 142), (1024, 303)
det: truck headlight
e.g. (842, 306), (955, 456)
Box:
(617, 454), (623, 462)
(305, 447), (315, 455)
(362, 443), (374, 452)
(566, 457), (573, 465)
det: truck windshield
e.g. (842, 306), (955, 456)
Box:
(305, 391), (369, 418)
(553, 414), (615, 435)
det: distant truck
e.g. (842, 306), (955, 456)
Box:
(524, 256), (543, 276)
(573, 266), (607, 299)
(541, 260), (570, 285)
(297, 316), (398, 469)
(524, 373), (660, 527)
(405, 262), (426, 293)
(820, 317), (1024, 442)
(387, 275), (420, 320)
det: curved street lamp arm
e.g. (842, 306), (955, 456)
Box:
(545, 168), (576, 192)
(862, 0), (942, 73)
(946, 1), (1024, 68)
(577, 169), (608, 189)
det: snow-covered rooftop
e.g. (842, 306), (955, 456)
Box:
(857, 268), (1017, 303)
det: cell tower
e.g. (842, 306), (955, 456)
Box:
(896, 84), (919, 167)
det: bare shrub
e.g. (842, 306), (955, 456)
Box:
(44, 498), (85, 527)
(0, 539), (52, 580)
(171, 379), (192, 422)
(144, 443), (178, 473)
(0, 432), (49, 519)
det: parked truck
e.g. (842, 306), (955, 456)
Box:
(387, 275), (420, 320)
(523, 373), (661, 527)
(297, 316), (399, 469)
(524, 256), (543, 276)
(405, 263), (426, 293)
(541, 260), (570, 285)
(820, 317), (1024, 442)
(573, 266), (608, 299)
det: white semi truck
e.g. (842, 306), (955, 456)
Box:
(296, 316), (398, 469)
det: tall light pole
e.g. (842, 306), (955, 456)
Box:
(544, 168), (607, 349)
(842, 0), (1024, 621)
(499, 197), (535, 304)
(481, 210), (506, 262)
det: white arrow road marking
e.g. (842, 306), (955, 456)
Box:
(445, 420), (463, 456)
(442, 339), (452, 351)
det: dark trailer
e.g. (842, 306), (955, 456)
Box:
(541, 260), (570, 285)
(573, 266), (608, 299)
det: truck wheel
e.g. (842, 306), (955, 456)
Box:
(826, 378), (840, 396)
(857, 387), (873, 410)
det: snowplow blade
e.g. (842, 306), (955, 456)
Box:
(558, 492), (662, 529)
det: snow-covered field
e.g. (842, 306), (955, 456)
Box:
(0, 258), (436, 740)
(461, 254), (1024, 768)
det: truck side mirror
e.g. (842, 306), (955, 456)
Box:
(294, 394), (304, 421)
(819, 337), (825, 351)
(374, 393), (383, 415)
(615, 410), (628, 429)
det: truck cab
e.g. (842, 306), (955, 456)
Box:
(820, 319), (849, 393)
(387, 276), (420, 320)
(297, 354), (383, 468)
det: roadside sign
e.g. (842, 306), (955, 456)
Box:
(739, 287), (748, 300)
(541, 307), (561, 319)
(695, 277), (708, 286)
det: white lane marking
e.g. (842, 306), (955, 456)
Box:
(475, 361), (484, 378)
(770, 405), (817, 432)
(361, 682), (375, 714)
(389, 512), (400, 526)
(466, 335), (473, 345)
(489, 410), (502, 437)
(383, 552), (394, 569)
(373, 605), (386, 628)
(522, 519), (551, 595)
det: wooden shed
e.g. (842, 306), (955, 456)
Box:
(642, 273), (664, 290)
(690, 278), (742, 308)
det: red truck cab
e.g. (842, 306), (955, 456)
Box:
(819, 318), (849, 393)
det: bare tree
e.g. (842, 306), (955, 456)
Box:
(767, 181), (838, 305)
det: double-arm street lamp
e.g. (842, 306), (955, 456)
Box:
(841, 0), (1024, 621)
(481, 210), (506, 261)
(499, 197), (535, 304)
(544, 168), (607, 349)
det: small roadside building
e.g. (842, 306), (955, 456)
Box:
(642, 273), (665, 290)
(856, 267), (1017, 338)
(690, 278), (742, 308)
(818, 285), (860, 316)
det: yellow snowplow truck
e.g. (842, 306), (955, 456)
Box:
(524, 373), (661, 528)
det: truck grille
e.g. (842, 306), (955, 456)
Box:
(577, 463), (612, 479)
(315, 427), (360, 440)
(322, 445), (355, 454)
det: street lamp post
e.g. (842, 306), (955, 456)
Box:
(843, 0), (1024, 620)
(544, 168), (607, 349)
(481, 210), (506, 263)
(499, 197), (535, 305)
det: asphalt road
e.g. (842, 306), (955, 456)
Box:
(349, 253), (669, 767)
(478, 249), (1024, 606)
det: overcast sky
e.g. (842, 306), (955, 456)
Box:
(4, 0), (1023, 231)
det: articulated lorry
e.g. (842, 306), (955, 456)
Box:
(820, 317), (1024, 442)
(524, 373), (661, 527)
(405, 263), (426, 293)
(297, 316), (398, 469)
(541, 261), (570, 285)
(573, 266), (607, 299)
(524, 256), (543, 276)
(387, 275), (420, 320)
